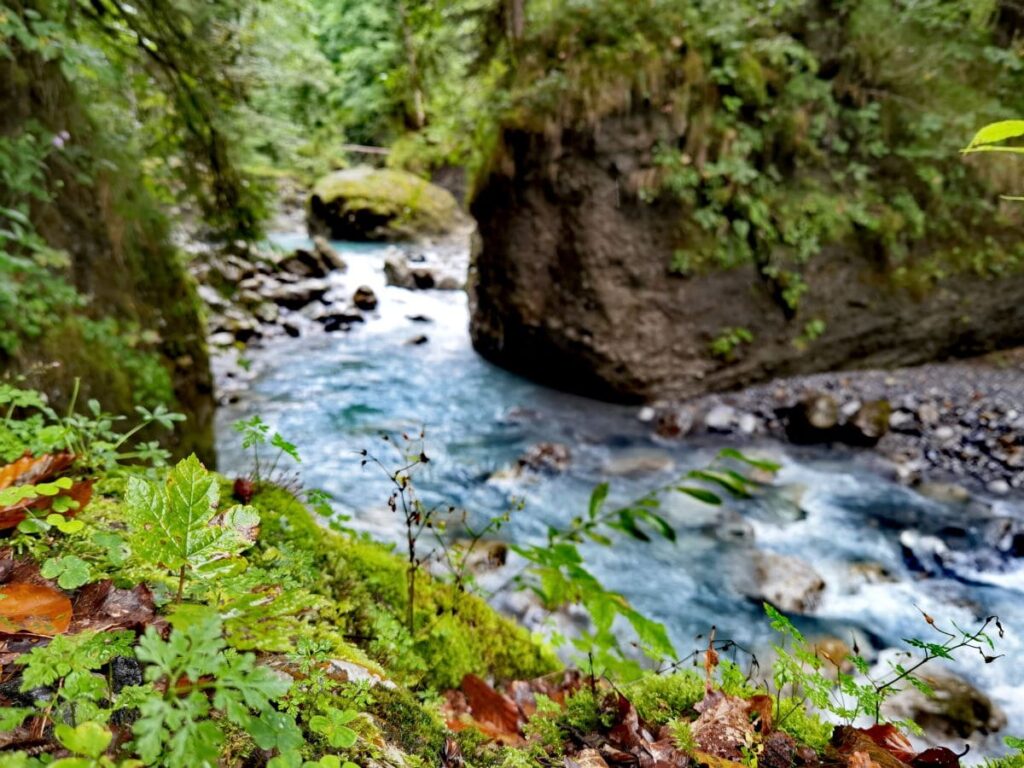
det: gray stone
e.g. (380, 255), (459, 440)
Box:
(705, 404), (736, 432)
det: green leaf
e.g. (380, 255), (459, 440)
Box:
(125, 454), (259, 581)
(309, 709), (359, 749)
(40, 555), (92, 590)
(0, 706), (33, 730)
(716, 447), (781, 472)
(588, 482), (609, 519)
(675, 486), (722, 505)
(54, 721), (112, 759)
(965, 120), (1024, 151)
(687, 468), (751, 498)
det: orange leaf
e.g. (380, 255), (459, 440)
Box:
(0, 453), (75, 490)
(0, 582), (73, 636)
(860, 725), (916, 763)
(460, 674), (522, 741)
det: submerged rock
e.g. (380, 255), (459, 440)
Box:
(782, 392), (840, 443)
(308, 166), (460, 241)
(517, 442), (572, 474)
(602, 449), (675, 477)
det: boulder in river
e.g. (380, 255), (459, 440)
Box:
(308, 166), (460, 242)
(735, 551), (826, 614)
(352, 286), (378, 311)
(267, 278), (329, 310)
(517, 442), (572, 474)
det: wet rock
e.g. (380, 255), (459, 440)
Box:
(405, 334), (429, 345)
(437, 275), (463, 291)
(352, 286), (378, 311)
(736, 551), (826, 614)
(811, 636), (854, 674)
(738, 412), (760, 435)
(517, 442), (572, 474)
(412, 268), (436, 289)
(987, 479), (1010, 495)
(847, 561), (897, 587)
(197, 284), (229, 310)
(209, 331), (236, 347)
(268, 278), (329, 310)
(882, 670), (1007, 740)
(914, 481), (971, 505)
(407, 314), (433, 324)
(280, 247), (327, 278)
(602, 449), (674, 477)
(252, 302), (280, 325)
(318, 309), (366, 333)
(705, 404), (736, 432)
(313, 235), (347, 272)
(384, 254), (416, 288)
(782, 392), (840, 444)
(282, 321), (301, 338)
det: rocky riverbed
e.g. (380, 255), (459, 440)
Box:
(648, 353), (1024, 496)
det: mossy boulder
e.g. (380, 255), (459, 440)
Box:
(308, 166), (460, 242)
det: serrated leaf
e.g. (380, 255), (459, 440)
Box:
(54, 721), (112, 759)
(125, 454), (259, 581)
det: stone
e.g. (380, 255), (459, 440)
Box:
(882, 670), (1007, 739)
(384, 254), (416, 289)
(196, 284), (228, 310)
(517, 442), (572, 474)
(352, 286), (378, 311)
(252, 302), (280, 325)
(738, 412), (759, 435)
(313, 235), (347, 272)
(267, 278), (329, 310)
(934, 425), (956, 442)
(602, 449), (675, 477)
(209, 331), (236, 347)
(782, 392), (839, 444)
(918, 402), (941, 425)
(841, 399), (891, 446)
(436, 275), (463, 291)
(405, 334), (429, 345)
(987, 479), (1010, 495)
(308, 166), (460, 241)
(914, 481), (971, 504)
(412, 268), (436, 289)
(407, 314), (433, 323)
(705, 404), (736, 432)
(888, 409), (915, 431)
(735, 551), (826, 614)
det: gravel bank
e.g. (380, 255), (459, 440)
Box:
(649, 350), (1024, 494)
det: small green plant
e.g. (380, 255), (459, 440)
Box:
(710, 327), (754, 362)
(133, 607), (300, 768)
(765, 603), (1003, 733)
(793, 318), (826, 350)
(668, 719), (697, 753)
(124, 454), (260, 602)
(233, 415), (302, 491)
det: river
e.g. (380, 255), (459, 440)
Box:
(214, 235), (1024, 755)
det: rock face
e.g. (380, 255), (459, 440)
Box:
(308, 166), (460, 242)
(468, 118), (1024, 402)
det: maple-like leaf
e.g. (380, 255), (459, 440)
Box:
(125, 454), (259, 582)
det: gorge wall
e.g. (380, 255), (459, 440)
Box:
(469, 116), (1024, 403)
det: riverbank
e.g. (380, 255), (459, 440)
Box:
(648, 351), (1024, 496)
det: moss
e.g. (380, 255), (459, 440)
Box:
(309, 166), (459, 241)
(622, 670), (705, 726)
(251, 486), (559, 691)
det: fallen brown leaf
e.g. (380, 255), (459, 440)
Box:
(859, 725), (916, 763)
(0, 582), (72, 635)
(692, 691), (755, 761)
(70, 580), (156, 633)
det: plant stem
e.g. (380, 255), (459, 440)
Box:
(176, 565), (187, 603)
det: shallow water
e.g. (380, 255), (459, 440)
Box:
(215, 237), (1024, 753)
